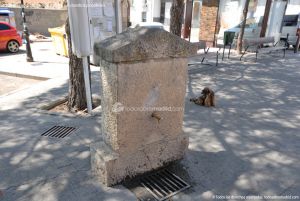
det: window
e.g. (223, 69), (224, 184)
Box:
(0, 24), (11, 30)
(282, 15), (298, 27)
(237, 17), (261, 28)
(142, 11), (147, 22)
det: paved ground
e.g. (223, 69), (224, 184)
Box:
(0, 74), (42, 96)
(0, 44), (300, 201)
(0, 41), (100, 107)
(181, 51), (300, 200)
(0, 42), (69, 79)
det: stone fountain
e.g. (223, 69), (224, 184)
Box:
(91, 27), (197, 186)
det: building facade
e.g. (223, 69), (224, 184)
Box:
(130, 0), (300, 44)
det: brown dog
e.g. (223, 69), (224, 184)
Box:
(190, 87), (215, 107)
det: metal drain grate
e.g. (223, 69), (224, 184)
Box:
(41, 126), (77, 138)
(140, 169), (191, 201)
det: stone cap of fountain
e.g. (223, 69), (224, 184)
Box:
(93, 27), (198, 64)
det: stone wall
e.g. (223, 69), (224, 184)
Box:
(5, 3), (129, 36)
(8, 7), (67, 36)
(199, 0), (219, 45)
(0, 0), (65, 9)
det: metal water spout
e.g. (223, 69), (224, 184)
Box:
(151, 111), (161, 123)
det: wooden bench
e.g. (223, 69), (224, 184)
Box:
(240, 37), (286, 61)
(188, 40), (220, 67)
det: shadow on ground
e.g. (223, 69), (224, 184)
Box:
(0, 52), (300, 201)
(179, 51), (300, 200)
(0, 49), (26, 56)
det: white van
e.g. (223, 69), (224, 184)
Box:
(217, 17), (263, 46)
(280, 14), (300, 48)
(218, 14), (300, 48)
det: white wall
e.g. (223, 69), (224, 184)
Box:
(218, 0), (246, 32)
(254, 0), (266, 19)
(286, 0), (300, 15)
(266, 0), (287, 40)
(130, 0), (161, 25)
(164, 2), (172, 25)
(146, 0), (153, 22)
(130, 0), (144, 26)
(153, 0), (161, 19)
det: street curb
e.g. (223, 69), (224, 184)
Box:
(37, 96), (102, 119)
(0, 71), (49, 81)
(39, 96), (68, 110)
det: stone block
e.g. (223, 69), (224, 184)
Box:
(92, 27), (197, 186)
(91, 134), (189, 186)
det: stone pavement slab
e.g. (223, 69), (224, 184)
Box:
(0, 74), (42, 96)
(0, 42), (99, 80)
(175, 51), (300, 200)
(0, 42), (69, 79)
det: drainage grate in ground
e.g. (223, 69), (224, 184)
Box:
(41, 126), (77, 138)
(140, 169), (191, 201)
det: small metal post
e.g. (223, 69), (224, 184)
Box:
(255, 49), (258, 62)
(240, 46), (249, 61)
(115, 0), (122, 34)
(295, 28), (300, 53)
(201, 57), (205, 63)
(188, 0), (194, 42)
(222, 44), (225, 60)
(20, 0), (34, 62)
(216, 51), (219, 66)
(82, 57), (93, 114)
(205, 47), (210, 54)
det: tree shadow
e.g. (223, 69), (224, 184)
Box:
(0, 69), (138, 200)
(182, 52), (300, 200)
(0, 49), (26, 56)
(0, 106), (136, 201)
(1, 52), (300, 201)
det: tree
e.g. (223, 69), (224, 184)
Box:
(260, 0), (272, 38)
(65, 18), (87, 112)
(237, 0), (250, 54)
(170, 0), (184, 36)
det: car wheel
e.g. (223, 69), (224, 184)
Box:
(7, 40), (20, 53)
(293, 45), (300, 48)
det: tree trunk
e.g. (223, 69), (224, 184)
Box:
(295, 29), (300, 53)
(65, 18), (87, 111)
(237, 0), (250, 54)
(183, 0), (193, 39)
(170, 0), (184, 37)
(260, 0), (272, 38)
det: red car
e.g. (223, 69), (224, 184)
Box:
(0, 22), (22, 53)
